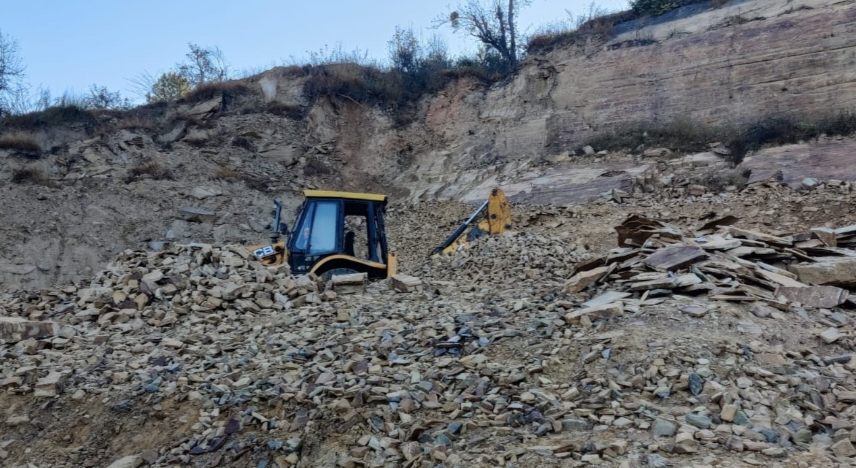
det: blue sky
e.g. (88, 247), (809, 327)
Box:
(2, 0), (629, 103)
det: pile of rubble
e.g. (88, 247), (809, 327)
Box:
(564, 214), (856, 315)
(3, 215), (856, 467)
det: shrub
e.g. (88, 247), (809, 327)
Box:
(125, 162), (173, 182)
(0, 131), (40, 154)
(147, 72), (191, 103)
(11, 167), (52, 186)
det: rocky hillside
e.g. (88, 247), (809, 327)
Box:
(1, 0), (856, 291)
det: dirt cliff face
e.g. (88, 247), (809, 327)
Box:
(1, 0), (855, 290)
(394, 0), (856, 201)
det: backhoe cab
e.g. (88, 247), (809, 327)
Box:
(248, 190), (397, 280)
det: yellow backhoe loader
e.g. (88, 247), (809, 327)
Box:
(248, 190), (397, 280)
(429, 188), (512, 256)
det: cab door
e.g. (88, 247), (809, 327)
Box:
(287, 199), (342, 274)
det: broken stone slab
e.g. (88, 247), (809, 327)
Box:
(642, 246), (707, 272)
(788, 257), (856, 287)
(5, 414), (30, 427)
(179, 207), (218, 223)
(186, 95), (222, 116)
(728, 227), (793, 246)
(775, 286), (848, 308)
(190, 187), (223, 200)
(0, 317), (60, 344)
(157, 122), (186, 144)
(0, 263), (37, 275)
(811, 227), (837, 247)
(564, 266), (609, 293)
(34, 371), (69, 398)
(630, 273), (701, 291)
(582, 291), (631, 308)
(700, 238), (742, 251)
(755, 269), (805, 288)
(679, 305), (708, 318)
(564, 303), (623, 324)
(104, 455), (144, 468)
(331, 273), (367, 295)
(820, 327), (842, 344)
(390, 274), (423, 293)
(832, 439), (856, 458)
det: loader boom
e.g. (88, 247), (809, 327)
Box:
(431, 188), (512, 256)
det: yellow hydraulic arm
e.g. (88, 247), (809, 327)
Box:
(431, 188), (512, 256)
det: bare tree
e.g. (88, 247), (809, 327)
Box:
(0, 28), (26, 115)
(438, 0), (531, 69)
(82, 84), (132, 110)
(177, 43), (230, 87)
(388, 26), (422, 73)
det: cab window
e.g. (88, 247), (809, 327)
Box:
(293, 201), (339, 254)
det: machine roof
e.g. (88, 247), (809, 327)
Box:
(303, 190), (387, 203)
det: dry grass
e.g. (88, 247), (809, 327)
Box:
(214, 166), (244, 181)
(214, 165), (270, 191)
(266, 102), (305, 119)
(124, 162), (173, 182)
(693, 169), (749, 192)
(11, 167), (53, 186)
(0, 105), (97, 132)
(0, 131), (41, 155)
(180, 80), (252, 104)
(302, 157), (332, 177)
(117, 116), (156, 131)
(303, 63), (403, 106)
(579, 110), (856, 165)
(527, 10), (631, 54)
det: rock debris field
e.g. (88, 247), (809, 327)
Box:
(5, 181), (856, 467)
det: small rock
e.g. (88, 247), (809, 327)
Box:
(832, 439), (856, 458)
(645, 454), (669, 468)
(105, 455), (143, 468)
(652, 419), (677, 437)
(562, 418), (589, 431)
(685, 414), (712, 429)
(820, 327), (842, 344)
(688, 372), (703, 396)
(721, 404), (738, 422)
